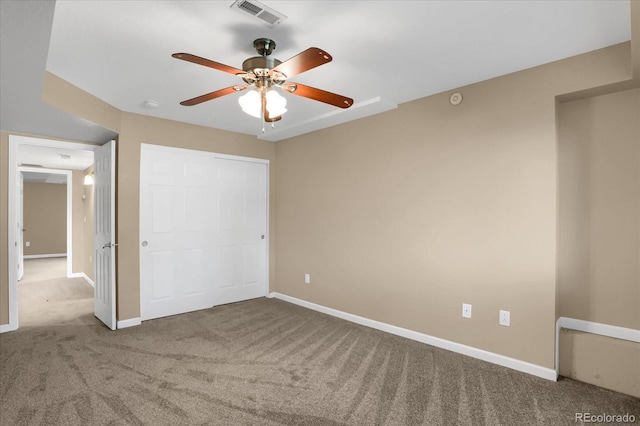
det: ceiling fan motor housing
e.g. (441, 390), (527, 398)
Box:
(242, 56), (281, 74)
(242, 56), (283, 85)
(253, 38), (275, 56)
(242, 39), (284, 85)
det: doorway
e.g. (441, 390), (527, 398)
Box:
(18, 167), (72, 278)
(16, 168), (95, 327)
(6, 135), (102, 331)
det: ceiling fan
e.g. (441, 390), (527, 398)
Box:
(172, 38), (354, 123)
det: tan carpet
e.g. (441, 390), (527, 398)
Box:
(18, 257), (95, 328)
(1, 296), (638, 425)
(20, 257), (68, 283)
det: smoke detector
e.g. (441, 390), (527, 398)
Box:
(230, 0), (287, 27)
(449, 92), (463, 106)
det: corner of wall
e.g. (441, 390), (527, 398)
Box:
(42, 72), (122, 134)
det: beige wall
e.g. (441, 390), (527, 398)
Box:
(274, 43), (633, 370)
(72, 170), (84, 272)
(0, 131), (8, 324)
(557, 88), (640, 396)
(73, 167), (96, 280)
(23, 182), (66, 255)
(0, 38), (635, 381)
(84, 165), (95, 281)
(560, 330), (640, 397)
(42, 72), (121, 134)
(558, 89), (640, 328)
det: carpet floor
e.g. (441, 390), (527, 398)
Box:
(18, 258), (94, 328)
(20, 257), (68, 284)
(1, 294), (639, 425)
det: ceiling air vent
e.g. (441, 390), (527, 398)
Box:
(230, 0), (287, 27)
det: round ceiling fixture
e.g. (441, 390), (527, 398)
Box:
(449, 92), (463, 106)
(143, 100), (159, 109)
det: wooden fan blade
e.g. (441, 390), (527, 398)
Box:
(270, 48), (332, 79)
(180, 86), (244, 106)
(172, 53), (245, 76)
(284, 83), (353, 109)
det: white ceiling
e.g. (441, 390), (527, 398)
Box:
(22, 172), (68, 185)
(15, 134), (97, 183)
(18, 143), (95, 171)
(0, 1), (118, 143)
(45, 0), (631, 142)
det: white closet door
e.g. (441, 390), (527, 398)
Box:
(211, 158), (268, 305)
(140, 147), (216, 320)
(140, 145), (268, 321)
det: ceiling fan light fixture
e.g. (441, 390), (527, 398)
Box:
(265, 90), (287, 116)
(238, 90), (262, 118)
(239, 88), (287, 119)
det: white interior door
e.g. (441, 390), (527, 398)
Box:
(17, 172), (24, 281)
(94, 140), (117, 330)
(140, 145), (268, 321)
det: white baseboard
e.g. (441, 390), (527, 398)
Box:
(0, 323), (18, 333)
(24, 253), (67, 259)
(269, 292), (557, 381)
(117, 317), (141, 329)
(68, 272), (95, 287)
(557, 317), (640, 343)
(555, 316), (640, 378)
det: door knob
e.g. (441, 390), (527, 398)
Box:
(141, 241), (148, 247)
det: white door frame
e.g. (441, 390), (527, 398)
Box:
(5, 135), (97, 332)
(17, 171), (23, 281)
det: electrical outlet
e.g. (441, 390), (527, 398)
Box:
(462, 303), (472, 318)
(25, 241), (30, 247)
(499, 310), (510, 326)
(304, 273), (310, 284)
